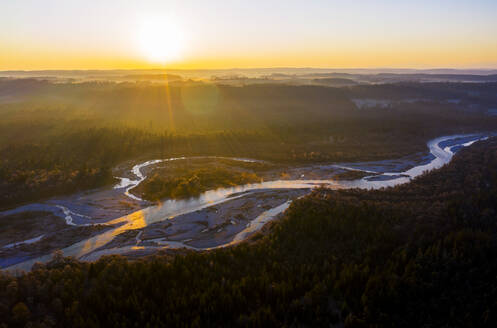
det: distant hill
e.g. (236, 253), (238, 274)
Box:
(120, 73), (183, 81)
(2, 68), (497, 81)
(312, 77), (358, 86)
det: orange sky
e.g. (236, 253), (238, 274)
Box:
(1, 0), (497, 70)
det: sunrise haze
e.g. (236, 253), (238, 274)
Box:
(1, 0), (497, 70)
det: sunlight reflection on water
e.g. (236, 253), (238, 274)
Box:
(5, 134), (490, 272)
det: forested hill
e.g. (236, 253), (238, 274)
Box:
(1, 137), (497, 327)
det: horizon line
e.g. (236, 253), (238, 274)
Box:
(2, 66), (497, 73)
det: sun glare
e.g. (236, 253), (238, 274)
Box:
(138, 18), (184, 64)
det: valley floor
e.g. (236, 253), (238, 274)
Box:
(1, 134), (491, 272)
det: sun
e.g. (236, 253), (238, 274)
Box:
(137, 18), (184, 64)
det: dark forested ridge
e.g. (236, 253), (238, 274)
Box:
(1, 137), (496, 327)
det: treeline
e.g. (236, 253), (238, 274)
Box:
(1, 138), (496, 327)
(0, 128), (268, 209)
(0, 127), (155, 209)
(3, 79), (497, 131)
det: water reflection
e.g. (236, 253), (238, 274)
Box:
(114, 156), (265, 201)
(5, 134), (490, 271)
(339, 134), (486, 189)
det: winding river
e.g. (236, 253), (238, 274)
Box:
(2, 134), (491, 271)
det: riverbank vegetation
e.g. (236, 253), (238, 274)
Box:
(1, 79), (496, 209)
(1, 137), (496, 327)
(331, 169), (376, 180)
(139, 167), (260, 200)
(132, 157), (269, 200)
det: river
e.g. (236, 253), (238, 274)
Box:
(2, 134), (490, 272)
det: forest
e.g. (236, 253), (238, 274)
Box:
(0, 137), (495, 327)
(3, 0), (497, 325)
(1, 79), (496, 209)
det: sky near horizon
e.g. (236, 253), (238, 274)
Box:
(1, 0), (497, 70)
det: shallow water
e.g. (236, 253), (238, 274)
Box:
(114, 156), (265, 202)
(3, 235), (45, 249)
(3, 134), (491, 271)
